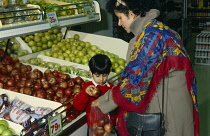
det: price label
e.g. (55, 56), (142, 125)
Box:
(47, 11), (60, 28)
(84, 6), (95, 19)
(48, 113), (62, 136)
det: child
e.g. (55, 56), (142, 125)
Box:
(73, 54), (117, 130)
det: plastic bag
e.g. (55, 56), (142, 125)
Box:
(89, 107), (117, 136)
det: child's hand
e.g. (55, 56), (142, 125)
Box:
(85, 85), (96, 96)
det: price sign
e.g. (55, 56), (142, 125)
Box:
(47, 11), (60, 28)
(48, 113), (62, 136)
(84, 6), (95, 19)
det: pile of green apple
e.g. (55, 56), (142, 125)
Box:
(39, 34), (126, 74)
(20, 29), (63, 53)
(0, 120), (17, 136)
(30, 0), (76, 17)
(0, 39), (29, 58)
(20, 58), (91, 78)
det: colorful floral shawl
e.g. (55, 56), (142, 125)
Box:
(112, 20), (199, 136)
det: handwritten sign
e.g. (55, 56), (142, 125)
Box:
(47, 11), (60, 28)
(48, 113), (62, 136)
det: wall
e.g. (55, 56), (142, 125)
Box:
(78, 0), (113, 37)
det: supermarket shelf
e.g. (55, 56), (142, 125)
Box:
(190, 16), (210, 18)
(188, 7), (210, 9)
(196, 42), (210, 44)
(0, 13), (100, 40)
(196, 49), (210, 51)
(0, 0), (101, 40)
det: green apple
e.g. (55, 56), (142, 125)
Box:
(34, 36), (41, 42)
(47, 41), (53, 48)
(12, 44), (19, 51)
(74, 34), (80, 40)
(53, 29), (60, 34)
(82, 57), (89, 65)
(17, 51), (25, 57)
(58, 55), (64, 60)
(60, 65), (67, 72)
(46, 62), (55, 69)
(42, 44), (48, 49)
(29, 58), (38, 65)
(85, 42), (91, 48)
(41, 37), (48, 44)
(77, 45), (83, 51)
(28, 40), (37, 47)
(31, 46), (38, 53)
(90, 45), (98, 51)
(63, 52), (69, 58)
(117, 58), (126, 65)
(1, 129), (13, 136)
(64, 57), (71, 62)
(24, 36), (32, 43)
(0, 120), (8, 129)
(77, 51), (85, 57)
(115, 67), (123, 74)
(59, 11), (67, 16)
(40, 51), (46, 55)
(74, 58), (82, 64)
(0, 124), (7, 134)
(45, 51), (52, 56)
(52, 52), (59, 58)
(65, 49), (71, 54)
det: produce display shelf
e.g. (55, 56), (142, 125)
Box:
(0, 1), (101, 41)
(0, 13), (100, 40)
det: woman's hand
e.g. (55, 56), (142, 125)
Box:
(91, 99), (99, 107)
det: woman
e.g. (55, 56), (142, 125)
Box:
(92, 0), (199, 136)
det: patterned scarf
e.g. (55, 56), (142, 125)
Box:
(112, 20), (199, 136)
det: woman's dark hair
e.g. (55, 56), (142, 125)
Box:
(89, 54), (112, 74)
(106, 0), (160, 17)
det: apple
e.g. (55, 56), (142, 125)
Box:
(104, 122), (114, 133)
(90, 87), (101, 97)
(0, 120), (8, 128)
(1, 129), (13, 136)
(0, 124), (7, 134)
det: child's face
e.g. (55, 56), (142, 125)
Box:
(91, 72), (109, 85)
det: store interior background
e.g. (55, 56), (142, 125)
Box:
(72, 0), (209, 135)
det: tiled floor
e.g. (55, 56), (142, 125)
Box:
(185, 33), (210, 136)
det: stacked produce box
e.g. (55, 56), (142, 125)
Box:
(195, 31), (210, 65)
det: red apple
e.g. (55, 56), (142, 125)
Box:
(67, 79), (75, 89)
(59, 81), (67, 89)
(56, 89), (64, 97)
(64, 88), (73, 96)
(74, 76), (84, 85)
(6, 79), (15, 87)
(104, 122), (113, 133)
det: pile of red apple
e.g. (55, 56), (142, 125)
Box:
(0, 50), (88, 123)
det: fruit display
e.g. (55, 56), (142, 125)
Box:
(38, 33), (126, 74)
(0, 4), (42, 26)
(0, 38), (30, 58)
(20, 57), (91, 78)
(20, 28), (63, 53)
(0, 119), (17, 136)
